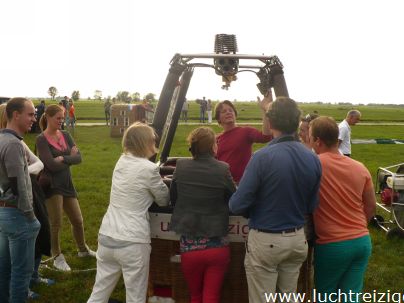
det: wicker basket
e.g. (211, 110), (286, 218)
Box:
(149, 238), (178, 286)
(221, 242), (249, 302)
(171, 259), (189, 302)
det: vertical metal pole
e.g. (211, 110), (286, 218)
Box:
(152, 57), (185, 143)
(272, 65), (289, 98)
(159, 69), (193, 163)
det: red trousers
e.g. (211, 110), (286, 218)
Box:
(181, 246), (230, 303)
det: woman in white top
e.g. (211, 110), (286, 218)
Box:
(87, 122), (169, 303)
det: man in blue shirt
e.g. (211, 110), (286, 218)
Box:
(229, 97), (321, 302)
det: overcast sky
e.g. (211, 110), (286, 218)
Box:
(1, 0), (403, 104)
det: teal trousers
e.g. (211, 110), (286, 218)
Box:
(314, 235), (372, 303)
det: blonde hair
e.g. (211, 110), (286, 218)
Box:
(0, 103), (6, 129)
(122, 122), (157, 157)
(39, 104), (64, 131)
(187, 127), (216, 159)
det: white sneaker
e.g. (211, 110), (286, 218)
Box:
(77, 245), (96, 258)
(28, 289), (40, 300)
(53, 254), (71, 271)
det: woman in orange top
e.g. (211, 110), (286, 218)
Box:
(67, 100), (76, 134)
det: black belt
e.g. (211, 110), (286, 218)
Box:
(256, 226), (303, 234)
(0, 201), (18, 208)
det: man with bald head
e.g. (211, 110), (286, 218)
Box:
(338, 110), (361, 157)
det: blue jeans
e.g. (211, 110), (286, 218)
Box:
(32, 256), (42, 281)
(0, 208), (40, 303)
(200, 109), (206, 123)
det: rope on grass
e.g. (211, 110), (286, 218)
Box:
(40, 264), (97, 273)
(39, 255), (97, 273)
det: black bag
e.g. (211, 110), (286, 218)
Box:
(31, 175), (51, 257)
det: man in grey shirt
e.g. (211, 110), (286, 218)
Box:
(0, 97), (41, 302)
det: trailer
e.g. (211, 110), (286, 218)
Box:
(372, 163), (404, 239)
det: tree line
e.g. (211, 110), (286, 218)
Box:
(47, 87), (156, 103)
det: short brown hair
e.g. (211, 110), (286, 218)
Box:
(214, 100), (237, 123)
(122, 122), (157, 158)
(5, 97), (30, 121)
(266, 97), (301, 134)
(39, 104), (64, 131)
(187, 127), (215, 159)
(309, 116), (339, 148)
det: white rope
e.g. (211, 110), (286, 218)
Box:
(39, 256), (97, 273)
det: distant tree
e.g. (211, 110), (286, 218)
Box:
(117, 91), (131, 103)
(71, 90), (80, 102)
(94, 90), (102, 100)
(132, 92), (141, 102)
(48, 86), (58, 100)
(144, 93), (155, 102)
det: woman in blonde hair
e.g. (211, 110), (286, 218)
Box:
(0, 103), (6, 128)
(87, 122), (169, 303)
(170, 127), (236, 303)
(35, 104), (95, 272)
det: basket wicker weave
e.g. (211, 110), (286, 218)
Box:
(171, 259), (189, 302)
(221, 242), (249, 302)
(149, 238), (178, 286)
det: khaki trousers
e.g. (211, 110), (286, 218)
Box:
(244, 228), (308, 303)
(45, 194), (87, 256)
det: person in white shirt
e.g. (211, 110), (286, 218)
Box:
(87, 122), (169, 303)
(181, 99), (189, 122)
(338, 110), (361, 157)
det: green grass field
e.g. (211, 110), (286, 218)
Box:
(34, 99), (404, 123)
(22, 102), (404, 302)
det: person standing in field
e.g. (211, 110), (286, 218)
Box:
(181, 98), (189, 122)
(36, 104), (95, 272)
(214, 91), (273, 184)
(229, 97), (321, 303)
(104, 99), (112, 126)
(67, 99), (76, 136)
(207, 99), (213, 124)
(338, 110), (361, 157)
(170, 127), (236, 303)
(309, 116), (375, 301)
(87, 122), (169, 303)
(0, 97), (41, 302)
(1, 103), (54, 300)
(197, 97), (208, 123)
